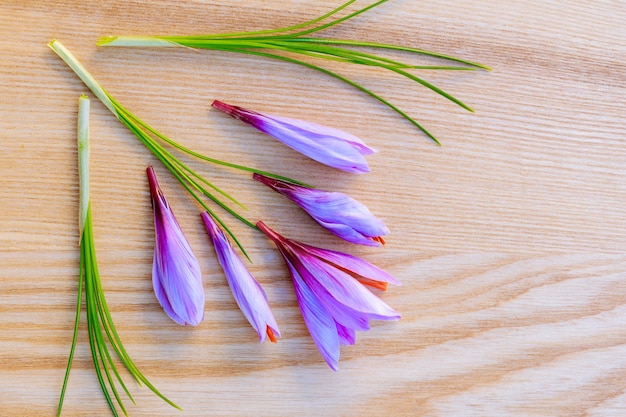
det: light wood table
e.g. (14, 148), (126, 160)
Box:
(1, 1), (625, 416)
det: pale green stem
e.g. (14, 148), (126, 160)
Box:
(49, 40), (118, 116)
(97, 36), (179, 47)
(78, 94), (90, 236)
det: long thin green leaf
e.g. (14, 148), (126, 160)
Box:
(115, 109), (253, 260)
(56, 241), (84, 417)
(91, 273), (137, 409)
(202, 47), (441, 144)
(82, 218), (120, 417)
(274, 0), (390, 38)
(246, 39), (425, 68)
(281, 38), (492, 70)
(267, 40), (477, 70)
(248, 40), (474, 110)
(84, 217), (129, 416)
(109, 96), (248, 208)
(115, 108), (256, 230)
(385, 65), (473, 111)
(89, 243), (135, 403)
(110, 94), (312, 187)
(191, 0), (359, 39)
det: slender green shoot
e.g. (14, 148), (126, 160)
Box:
(97, 0), (490, 143)
(57, 95), (181, 417)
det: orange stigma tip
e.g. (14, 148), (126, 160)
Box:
(266, 326), (277, 343)
(355, 277), (388, 291)
(372, 236), (386, 245)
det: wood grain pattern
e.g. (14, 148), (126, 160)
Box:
(1, 1), (625, 416)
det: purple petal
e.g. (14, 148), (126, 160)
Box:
(285, 257), (340, 371)
(152, 264), (185, 325)
(336, 322), (356, 346)
(295, 241), (402, 287)
(254, 174), (389, 246)
(148, 167), (204, 326)
(213, 100), (375, 173)
(293, 248), (401, 321)
(201, 212), (279, 342)
(264, 113), (375, 156)
(289, 253), (372, 332)
(257, 221), (401, 371)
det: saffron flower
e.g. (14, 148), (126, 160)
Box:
(254, 173), (388, 246)
(212, 100), (375, 173)
(201, 212), (280, 343)
(257, 221), (401, 371)
(148, 166), (205, 326)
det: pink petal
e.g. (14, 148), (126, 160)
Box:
(257, 221), (401, 371)
(152, 264), (186, 326)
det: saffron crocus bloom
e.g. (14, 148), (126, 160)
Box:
(201, 212), (280, 343)
(212, 100), (375, 173)
(257, 221), (401, 371)
(254, 174), (389, 247)
(147, 166), (204, 326)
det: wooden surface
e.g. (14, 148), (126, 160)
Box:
(1, 1), (625, 416)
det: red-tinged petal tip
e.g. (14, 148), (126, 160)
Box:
(212, 99), (236, 116)
(146, 166), (158, 196)
(253, 173), (303, 193)
(253, 172), (278, 187)
(256, 221), (286, 244)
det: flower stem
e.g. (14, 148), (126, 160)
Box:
(77, 94), (90, 236)
(49, 40), (307, 233)
(49, 41), (117, 115)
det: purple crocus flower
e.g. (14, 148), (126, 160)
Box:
(201, 212), (280, 343)
(254, 173), (389, 247)
(147, 166), (204, 326)
(257, 221), (401, 371)
(212, 100), (375, 173)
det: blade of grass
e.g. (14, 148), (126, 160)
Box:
(200, 47), (442, 144)
(282, 38), (492, 70)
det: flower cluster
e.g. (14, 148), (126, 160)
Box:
(144, 102), (402, 370)
(50, 40), (404, 371)
(52, 1), (488, 413)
